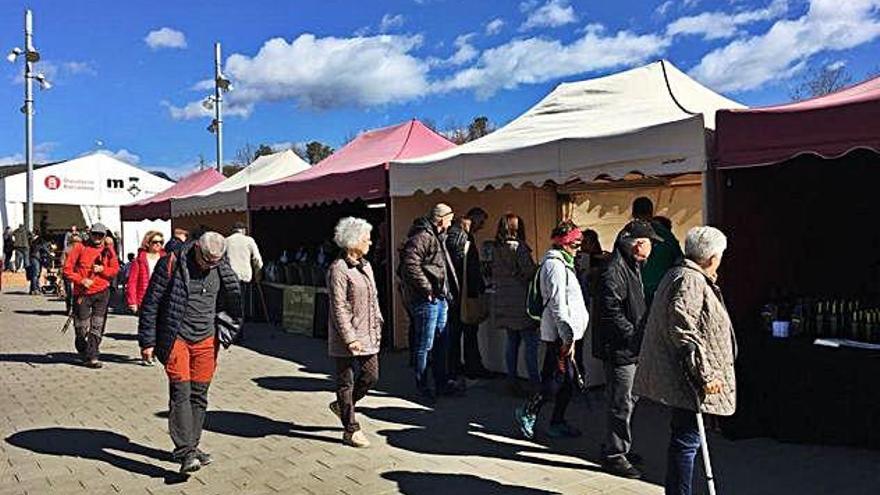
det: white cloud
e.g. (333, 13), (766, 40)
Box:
(167, 33), (430, 118)
(434, 24), (669, 99)
(145, 27), (188, 50)
(667, 0), (789, 40)
(92, 148), (141, 164)
(379, 14), (405, 33)
(0, 142), (57, 165)
(684, 0), (701, 7)
(689, 0), (880, 92)
(827, 60), (847, 71)
(63, 61), (97, 76)
(191, 79), (214, 91)
(486, 18), (505, 35)
(520, 0), (577, 31)
(656, 1), (675, 17)
(430, 33), (479, 67)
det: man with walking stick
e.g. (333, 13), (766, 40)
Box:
(634, 226), (737, 495)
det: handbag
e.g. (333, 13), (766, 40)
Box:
(460, 240), (489, 325)
(215, 310), (242, 348)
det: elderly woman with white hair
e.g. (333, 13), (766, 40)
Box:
(634, 226), (737, 495)
(327, 217), (383, 448)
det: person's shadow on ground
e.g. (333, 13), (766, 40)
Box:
(13, 309), (68, 316)
(154, 410), (343, 444)
(5, 427), (186, 484)
(0, 352), (140, 366)
(382, 471), (561, 494)
(252, 375), (335, 392)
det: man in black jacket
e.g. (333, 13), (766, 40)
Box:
(138, 232), (242, 474)
(400, 203), (458, 401)
(445, 207), (490, 379)
(595, 220), (661, 479)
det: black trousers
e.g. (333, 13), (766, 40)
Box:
(73, 290), (110, 361)
(335, 354), (379, 433)
(447, 303), (485, 376)
(524, 339), (574, 425)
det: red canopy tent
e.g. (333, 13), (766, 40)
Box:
(249, 120), (455, 210)
(714, 75), (880, 169)
(121, 168), (225, 221)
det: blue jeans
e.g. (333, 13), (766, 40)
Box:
(410, 298), (449, 391)
(665, 407), (701, 495)
(505, 328), (540, 383)
(27, 258), (41, 293)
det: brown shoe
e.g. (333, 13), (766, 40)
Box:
(329, 401), (341, 420)
(85, 360), (103, 369)
(343, 430), (370, 448)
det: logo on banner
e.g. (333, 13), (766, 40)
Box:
(44, 175), (61, 190)
(126, 176), (141, 197)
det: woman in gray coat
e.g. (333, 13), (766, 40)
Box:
(327, 217), (383, 448)
(634, 226), (737, 495)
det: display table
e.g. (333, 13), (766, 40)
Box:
(728, 336), (880, 450)
(261, 282), (329, 339)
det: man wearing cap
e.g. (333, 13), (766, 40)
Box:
(631, 197), (683, 306)
(62, 222), (119, 368)
(138, 232), (242, 474)
(399, 203), (459, 402)
(226, 222), (264, 325)
(595, 219), (662, 479)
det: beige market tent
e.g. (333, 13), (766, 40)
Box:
(388, 60), (744, 379)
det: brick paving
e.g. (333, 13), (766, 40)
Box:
(1, 286), (879, 494)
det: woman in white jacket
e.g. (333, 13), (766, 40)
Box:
(515, 221), (590, 440)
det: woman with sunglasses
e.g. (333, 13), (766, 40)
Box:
(126, 230), (165, 317)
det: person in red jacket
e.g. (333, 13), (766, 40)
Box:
(126, 230), (165, 314)
(62, 222), (119, 368)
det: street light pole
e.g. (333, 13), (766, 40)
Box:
(24, 9), (35, 233)
(214, 42), (223, 172)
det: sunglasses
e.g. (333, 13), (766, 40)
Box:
(150, 239), (164, 245)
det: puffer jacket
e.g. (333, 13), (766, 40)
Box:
(126, 248), (165, 308)
(593, 239), (648, 365)
(446, 222), (485, 301)
(400, 217), (458, 305)
(327, 256), (383, 357)
(137, 242), (242, 364)
(634, 259), (738, 416)
(62, 240), (119, 296)
(538, 249), (589, 343)
(492, 239), (537, 331)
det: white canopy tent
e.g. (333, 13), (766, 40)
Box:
(390, 60), (744, 195)
(1, 152), (173, 258)
(171, 149), (310, 218)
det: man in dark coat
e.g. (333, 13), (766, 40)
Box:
(445, 207), (491, 379)
(138, 232), (241, 474)
(399, 203), (458, 401)
(595, 220), (661, 479)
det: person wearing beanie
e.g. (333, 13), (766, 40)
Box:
(62, 222), (119, 368)
(399, 203), (459, 402)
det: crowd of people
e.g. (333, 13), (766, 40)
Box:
(1, 197), (736, 493)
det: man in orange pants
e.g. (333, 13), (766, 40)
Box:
(137, 232), (242, 474)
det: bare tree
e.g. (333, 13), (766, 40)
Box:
(232, 143), (257, 167)
(790, 65), (853, 101)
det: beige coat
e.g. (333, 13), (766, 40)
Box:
(327, 257), (383, 357)
(633, 259), (737, 416)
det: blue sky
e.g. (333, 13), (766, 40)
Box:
(0, 0), (877, 177)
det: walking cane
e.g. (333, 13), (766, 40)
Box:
(255, 281), (272, 326)
(684, 343), (718, 495)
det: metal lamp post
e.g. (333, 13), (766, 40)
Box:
(8, 9), (50, 233)
(203, 42), (232, 172)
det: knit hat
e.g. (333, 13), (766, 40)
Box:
(430, 203), (453, 220)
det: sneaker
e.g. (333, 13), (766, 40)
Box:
(601, 456), (642, 479)
(329, 401), (341, 419)
(343, 430), (371, 448)
(179, 453), (201, 474)
(546, 422), (583, 438)
(514, 406), (536, 440)
(85, 359), (103, 369)
(438, 380), (466, 397)
(195, 449), (213, 466)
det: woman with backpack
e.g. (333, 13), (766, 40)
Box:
(514, 220), (589, 440)
(491, 214), (540, 395)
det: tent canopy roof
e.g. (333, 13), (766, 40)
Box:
(250, 120), (455, 210)
(390, 60), (744, 196)
(715, 75), (880, 168)
(171, 149), (310, 217)
(121, 168), (224, 221)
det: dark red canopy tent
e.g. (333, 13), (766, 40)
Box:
(715, 75), (880, 169)
(121, 168), (225, 221)
(249, 120), (455, 210)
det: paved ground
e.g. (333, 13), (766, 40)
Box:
(1, 286), (879, 494)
